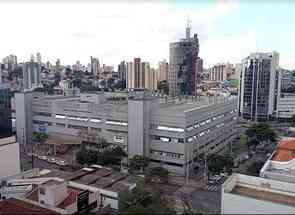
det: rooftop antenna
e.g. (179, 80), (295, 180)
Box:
(186, 15), (191, 40)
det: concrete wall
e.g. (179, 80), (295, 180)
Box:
(128, 100), (145, 157)
(222, 192), (295, 214)
(0, 138), (20, 178)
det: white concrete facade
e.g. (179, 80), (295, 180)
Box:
(0, 136), (20, 178)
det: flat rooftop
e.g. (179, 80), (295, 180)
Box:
(0, 136), (16, 147)
(159, 96), (236, 113)
(231, 185), (295, 207)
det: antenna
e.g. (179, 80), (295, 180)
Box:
(186, 15), (191, 40)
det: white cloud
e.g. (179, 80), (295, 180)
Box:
(0, 0), (238, 68)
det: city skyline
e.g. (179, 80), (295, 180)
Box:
(0, 0), (294, 69)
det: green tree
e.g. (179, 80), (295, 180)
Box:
(119, 177), (176, 215)
(291, 114), (295, 127)
(246, 123), (277, 144)
(207, 154), (234, 175)
(246, 161), (265, 176)
(129, 155), (150, 173)
(32, 132), (48, 144)
(146, 166), (169, 184)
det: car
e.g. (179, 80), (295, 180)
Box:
(47, 158), (56, 163)
(57, 160), (67, 166)
(38, 156), (47, 160)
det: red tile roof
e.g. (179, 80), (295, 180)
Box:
(272, 139), (295, 162)
(0, 198), (58, 215)
(58, 187), (81, 209)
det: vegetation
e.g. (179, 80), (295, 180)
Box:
(246, 161), (265, 176)
(245, 123), (277, 144)
(291, 114), (295, 127)
(129, 155), (150, 173)
(119, 177), (176, 215)
(207, 154), (234, 175)
(146, 166), (169, 184)
(76, 136), (127, 166)
(32, 132), (48, 144)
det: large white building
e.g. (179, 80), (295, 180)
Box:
(15, 90), (238, 175)
(238, 51), (280, 121)
(222, 173), (295, 214)
(0, 136), (20, 178)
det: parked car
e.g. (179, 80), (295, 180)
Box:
(38, 156), (47, 160)
(57, 160), (66, 166)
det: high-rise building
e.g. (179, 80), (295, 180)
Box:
(168, 20), (200, 96)
(0, 83), (12, 138)
(158, 60), (168, 82)
(118, 61), (127, 81)
(126, 58), (155, 90)
(30, 54), (35, 62)
(36, 52), (42, 64)
(90, 57), (100, 76)
(208, 63), (234, 82)
(56, 58), (61, 70)
(22, 62), (41, 90)
(238, 51), (280, 121)
(2, 55), (17, 72)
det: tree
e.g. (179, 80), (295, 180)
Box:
(129, 155), (150, 173)
(246, 161), (265, 176)
(207, 154), (234, 175)
(119, 177), (176, 215)
(32, 132), (48, 144)
(291, 114), (295, 127)
(246, 123), (277, 144)
(146, 166), (169, 184)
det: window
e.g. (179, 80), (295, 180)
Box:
(90, 118), (101, 123)
(105, 120), (127, 126)
(157, 126), (184, 133)
(39, 187), (45, 195)
(114, 135), (124, 143)
(55, 114), (65, 119)
(56, 123), (65, 127)
(68, 116), (88, 122)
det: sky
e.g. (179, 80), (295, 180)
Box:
(0, 0), (294, 69)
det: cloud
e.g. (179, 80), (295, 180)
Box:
(0, 1), (238, 68)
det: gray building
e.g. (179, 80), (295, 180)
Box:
(0, 83), (12, 138)
(118, 61), (127, 81)
(15, 90), (238, 175)
(169, 22), (200, 97)
(238, 51), (280, 121)
(21, 62), (41, 90)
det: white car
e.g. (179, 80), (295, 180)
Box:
(38, 156), (47, 160)
(57, 160), (67, 166)
(48, 158), (56, 163)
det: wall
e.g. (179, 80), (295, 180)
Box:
(0, 138), (20, 178)
(222, 192), (295, 214)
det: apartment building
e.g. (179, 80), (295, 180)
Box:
(15, 90), (238, 175)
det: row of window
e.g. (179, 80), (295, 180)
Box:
(186, 109), (237, 132)
(150, 150), (184, 160)
(55, 114), (127, 126)
(187, 116), (236, 143)
(153, 136), (184, 144)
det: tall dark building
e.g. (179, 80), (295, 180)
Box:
(168, 20), (200, 96)
(0, 83), (12, 138)
(118, 61), (127, 81)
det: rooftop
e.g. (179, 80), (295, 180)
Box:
(0, 136), (16, 147)
(272, 138), (295, 162)
(223, 173), (295, 207)
(159, 95), (236, 113)
(0, 198), (58, 215)
(231, 185), (295, 207)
